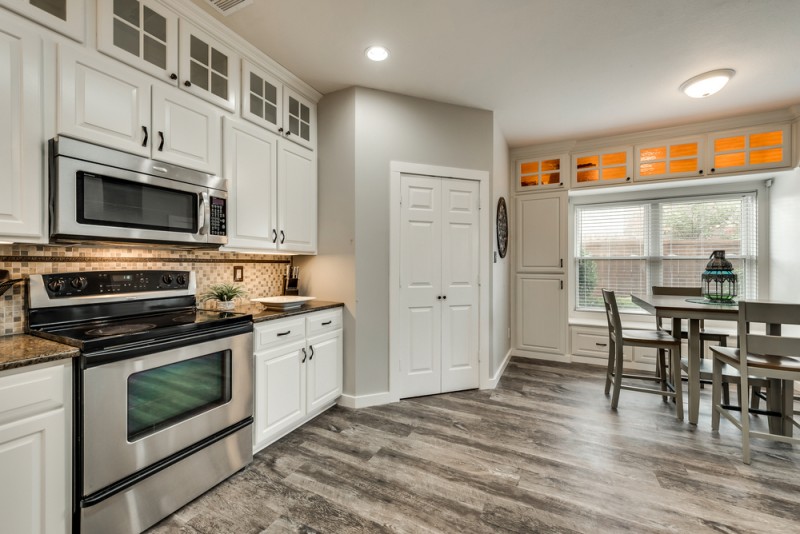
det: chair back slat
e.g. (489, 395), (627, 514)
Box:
(602, 289), (622, 340)
(742, 301), (800, 326)
(746, 334), (800, 357)
(740, 300), (800, 359)
(651, 286), (702, 297)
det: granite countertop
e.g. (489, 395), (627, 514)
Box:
(0, 334), (80, 372)
(202, 300), (344, 323)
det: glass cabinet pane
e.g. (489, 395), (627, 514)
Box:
(113, 18), (139, 56)
(32, 0), (67, 20)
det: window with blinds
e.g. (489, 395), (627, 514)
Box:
(575, 192), (758, 311)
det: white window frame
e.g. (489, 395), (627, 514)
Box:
(568, 180), (770, 325)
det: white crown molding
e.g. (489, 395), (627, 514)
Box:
(162, 0), (322, 102)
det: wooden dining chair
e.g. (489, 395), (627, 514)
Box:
(602, 289), (683, 420)
(651, 286), (729, 356)
(711, 300), (800, 464)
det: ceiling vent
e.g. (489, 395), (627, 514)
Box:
(206, 0), (253, 16)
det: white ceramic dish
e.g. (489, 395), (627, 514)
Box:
(251, 296), (316, 310)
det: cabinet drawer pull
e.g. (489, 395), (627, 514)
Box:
(321, 320), (332, 326)
(595, 342), (608, 347)
(277, 330), (291, 336)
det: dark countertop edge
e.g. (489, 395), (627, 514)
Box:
(0, 335), (80, 372)
(236, 301), (344, 323)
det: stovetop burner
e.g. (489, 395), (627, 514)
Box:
(85, 323), (156, 337)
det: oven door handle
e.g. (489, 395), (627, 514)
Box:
(198, 192), (209, 235)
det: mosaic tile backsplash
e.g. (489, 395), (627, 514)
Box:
(0, 244), (292, 336)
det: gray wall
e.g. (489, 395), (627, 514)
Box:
(769, 170), (800, 304)
(491, 119), (511, 376)
(301, 87), (496, 398)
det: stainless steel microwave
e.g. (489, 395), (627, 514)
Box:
(49, 136), (227, 248)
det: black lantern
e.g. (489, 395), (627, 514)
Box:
(701, 250), (738, 302)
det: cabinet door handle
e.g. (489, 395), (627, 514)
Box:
(142, 126), (148, 147)
(158, 131), (165, 151)
(437, 296), (441, 300)
(321, 320), (332, 326)
(301, 347), (307, 363)
(184, 80), (192, 87)
(170, 73), (178, 80)
(442, 295), (447, 300)
(280, 230), (285, 244)
(560, 280), (564, 290)
(309, 346), (314, 360)
(277, 330), (291, 336)
(285, 130), (291, 136)
(272, 229), (278, 243)
(596, 342), (608, 347)
(560, 258), (563, 268)
(278, 127), (284, 133)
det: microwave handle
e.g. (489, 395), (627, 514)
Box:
(198, 192), (209, 235)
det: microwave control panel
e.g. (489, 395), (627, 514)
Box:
(210, 196), (226, 236)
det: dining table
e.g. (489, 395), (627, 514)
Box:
(630, 293), (793, 435)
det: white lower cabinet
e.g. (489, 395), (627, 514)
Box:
(253, 308), (342, 452)
(516, 274), (566, 356)
(0, 360), (71, 534)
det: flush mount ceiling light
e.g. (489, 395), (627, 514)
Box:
(680, 69), (736, 98)
(365, 45), (390, 62)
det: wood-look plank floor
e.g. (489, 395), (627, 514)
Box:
(148, 358), (800, 533)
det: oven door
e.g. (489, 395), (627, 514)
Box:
(82, 329), (252, 495)
(52, 157), (224, 246)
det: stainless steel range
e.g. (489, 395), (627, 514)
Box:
(27, 270), (254, 534)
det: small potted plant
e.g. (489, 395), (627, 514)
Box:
(199, 283), (247, 311)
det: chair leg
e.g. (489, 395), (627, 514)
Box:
(751, 386), (761, 409)
(658, 348), (668, 402)
(740, 372), (751, 464)
(604, 339), (614, 396)
(711, 357), (722, 431)
(610, 343), (624, 410)
(670, 348), (683, 421)
(722, 382), (730, 406)
(699, 340), (705, 389)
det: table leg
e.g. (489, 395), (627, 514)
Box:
(688, 318), (701, 425)
(782, 380), (794, 437)
(671, 317), (684, 421)
(767, 378), (783, 435)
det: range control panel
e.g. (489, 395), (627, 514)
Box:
(209, 196), (226, 236)
(42, 270), (191, 297)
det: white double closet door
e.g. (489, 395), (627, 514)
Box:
(398, 174), (480, 399)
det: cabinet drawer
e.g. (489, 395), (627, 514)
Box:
(570, 327), (632, 361)
(0, 364), (65, 422)
(254, 317), (305, 351)
(306, 309), (343, 336)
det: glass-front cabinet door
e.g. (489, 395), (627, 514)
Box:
(634, 136), (705, 182)
(179, 20), (239, 112)
(283, 87), (315, 150)
(707, 123), (792, 175)
(572, 146), (632, 187)
(516, 154), (567, 192)
(97, 0), (178, 83)
(242, 59), (283, 135)
(0, 0), (85, 42)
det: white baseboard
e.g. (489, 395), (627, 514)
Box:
(483, 348), (512, 389)
(337, 390), (395, 409)
(511, 349), (571, 363)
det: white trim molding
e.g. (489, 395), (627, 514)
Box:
(337, 392), (395, 410)
(484, 349), (513, 389)
(389, 160), (491, 403)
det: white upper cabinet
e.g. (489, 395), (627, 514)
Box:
(278, 141), (317, 253)
(0, 0), (85, 42)
(59, 46), (222, 175)
(634, 135), (706, 182)
(179, 19), (239, 113)
(58, 45), (151, 156)
(516, 192), (567, 272)
(707, 123), (792, 175)
(242, 59), (283, 136)
(515, 154), (568, 193)
(97, 0), (178, 84)
(151, 84), (221, 174)
(223, 117), (279, 252)
(242, 59), (316, 150)
(572, 146), (633, 188)
(283, 86), (315, 150)
(0, 12), (45, 241)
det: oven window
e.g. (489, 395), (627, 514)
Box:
(78, 172), (197, 233)
(127, 351), (232, 441)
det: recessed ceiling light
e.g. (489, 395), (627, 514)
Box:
(365, 45), (389, 62)
(680, 69), (735, 98)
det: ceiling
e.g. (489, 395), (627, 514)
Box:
(192, 0), (800, 148)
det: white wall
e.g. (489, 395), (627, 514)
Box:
(769, 169), (800, 303)
(300, 87), (495, 400)
(491, 119), (511, 377)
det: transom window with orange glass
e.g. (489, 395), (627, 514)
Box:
(635, 137), (704, 181)
(709, 125), (790, 173)
(517, 155), (566, 191)
(572, 147), (631, 186)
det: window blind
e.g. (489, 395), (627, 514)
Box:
(575, 192), (757, 311)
